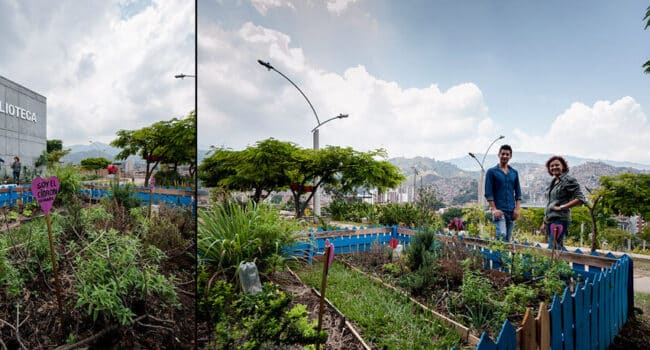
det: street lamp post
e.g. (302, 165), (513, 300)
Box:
(258, 59), (348, 217)
(468, 135), (505, 208)
(411, 166), (419, 204)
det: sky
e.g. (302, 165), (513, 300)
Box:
(0, 0), (195, 147)
(199, 0), (650, 165)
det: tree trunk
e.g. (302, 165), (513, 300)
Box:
(589, 196), (602, 253)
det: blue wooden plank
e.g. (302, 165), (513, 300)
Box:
(591, 273), (600, 350)
(549, 294), (563, 350)
(475, 332), (497, 350)
(574, 282), (588, 350)
(495, 319), (516, 350)
(561, 287), (575, 350)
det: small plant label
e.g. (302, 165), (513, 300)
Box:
(31, 176), (60, 214)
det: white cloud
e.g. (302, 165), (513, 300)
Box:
(199, 22), (499, 160)
(250, 0), (295, 16)
(513, 96), (650, 163)
(1, 0), (195, 146)
(326, 0), (358, 14)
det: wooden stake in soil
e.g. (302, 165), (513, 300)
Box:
(31, 176), (64, 325)
(148, 177), (155, 218)
(316, 239), (334, 350)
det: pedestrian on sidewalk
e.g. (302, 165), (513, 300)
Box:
(485, 144), (522, 242)
(540, 156), (585, 249)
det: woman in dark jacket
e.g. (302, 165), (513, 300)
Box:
(540, 156), (585, 249)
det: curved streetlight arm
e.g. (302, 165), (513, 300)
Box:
(481, 135), (505, 167)
(258, 59), (320, 125)
(311, 114), (348, 133)
(468, 152), (483, 171)
(174, 74), (196, 79)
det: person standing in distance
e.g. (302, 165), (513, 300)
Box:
(484, 145), (522, 242)
(11, 157), (20, 185)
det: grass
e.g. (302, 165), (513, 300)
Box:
(636, 292), (650, 309)
(294, 262), (465, 350)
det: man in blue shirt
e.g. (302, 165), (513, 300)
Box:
(484, 145), (522, 242)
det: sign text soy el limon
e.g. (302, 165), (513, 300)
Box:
(0, 99), (38, 123)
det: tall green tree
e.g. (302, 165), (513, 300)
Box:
(199, 139), (295, 203)
(199, 138), (405, 217)
(35, 139), (70, 168)
(157, 111), (196, 176)
(111, 112), (195, 186)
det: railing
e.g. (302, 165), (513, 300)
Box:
(0, 183), (194, 208)
(283, 226), (633, 350)
(81, 183), (194, 207)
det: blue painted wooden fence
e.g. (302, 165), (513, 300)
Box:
(0, 183), (194, 208)
(283, 226), (633, 350)
(0, 185), (34, 207)
(80, 183), (194, 207)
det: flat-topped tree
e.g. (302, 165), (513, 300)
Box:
(199, 138), (404, 217)
(111, 112), (195, 187)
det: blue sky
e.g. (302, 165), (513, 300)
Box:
(200, 0), (650, 164)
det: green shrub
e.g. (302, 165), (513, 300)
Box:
(74, 229), (177, 325)
(153, 169), (193, 188)
(50, 164), (83, 204)
(198, 201), (298, 278)
(144, 215), (184, 252)
(405, 228), (438, 271)
(325, 199), (376, 223)
(499, 284), (537, 320)
(212, 282), (326, 349)
(377, 203), (420, 226)
(109, 183), (142, 211)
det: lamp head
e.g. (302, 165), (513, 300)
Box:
(468, 152), (476, 158)
(257, 59), (273, 70)
(337, 114), (349, 119)
(498, 135), (505, 140)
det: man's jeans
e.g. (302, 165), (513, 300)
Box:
(493, 210), (514, 242)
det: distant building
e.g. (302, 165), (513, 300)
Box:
(0, 76), (47, 167)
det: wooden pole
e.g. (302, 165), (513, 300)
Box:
(46, 213), (65, 326)
(148, 186), (153, 218)
(316, 245), (331, 350)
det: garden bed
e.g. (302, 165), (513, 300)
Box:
(0, 200), (196, 349)
(293, 261), (467, 349)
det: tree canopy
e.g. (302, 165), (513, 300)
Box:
(199, 138), (405, 217)
(80, 157), (112, 171)
(599, 173), (650, 220)
(111, 111), (195, 186)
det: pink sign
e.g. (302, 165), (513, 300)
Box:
(325, 239), (335, 269)
(31, 176), (60, 214)
(550, 223), (564, 240)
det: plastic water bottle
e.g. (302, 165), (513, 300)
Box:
(239, 261), (262, 294)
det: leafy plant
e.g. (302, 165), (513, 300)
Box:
(212, 282), (326, 349)
(198, 200), (298, 278)
(377, 203), (419, 226)
(74, 229), (177, 325)
(109, 183), (141, 211)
